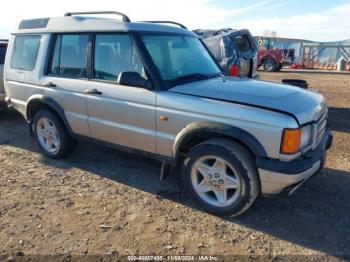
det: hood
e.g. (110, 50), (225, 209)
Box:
(169, 77), (326, 125)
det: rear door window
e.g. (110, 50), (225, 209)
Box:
(49, 34), (89, 78)
(0, 45), (7, 64)
(234, 35), (252, 53)
(11, 35), (41, 70)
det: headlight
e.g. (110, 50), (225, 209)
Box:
(301, 125), (312, 148)
(281, 125), (312, 154)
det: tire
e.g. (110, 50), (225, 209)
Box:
(262, 58), (277, 72)
(275, 64), (283, 72)
(33, 109), (76, 159)
(183, 138), (260, 216)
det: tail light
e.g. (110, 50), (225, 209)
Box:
(229, 65), (239, 76)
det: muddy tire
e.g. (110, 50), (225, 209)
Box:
(183, 138), (260, 216)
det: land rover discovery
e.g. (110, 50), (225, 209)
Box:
(4, 12), (333, 216)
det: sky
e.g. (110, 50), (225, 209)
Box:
(0, 0), (349, 42)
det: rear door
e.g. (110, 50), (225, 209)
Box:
(232, 33), (258, 78)
(41, 34), (90, 136)
(85, 33), (157, 153)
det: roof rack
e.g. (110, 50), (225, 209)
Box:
(142, 21), (187, 29)
(64, 11), (131, 23)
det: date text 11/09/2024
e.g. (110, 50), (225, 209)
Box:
(127, 255), (220, 261)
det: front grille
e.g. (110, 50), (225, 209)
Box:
(314, 109), (327, 148)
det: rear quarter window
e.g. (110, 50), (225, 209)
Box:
(233, 35), (252, 53)
(0, 45), (7, 64)
(11, 35), (41, 71)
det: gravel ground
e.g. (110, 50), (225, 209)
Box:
(0, 72), (349, 260)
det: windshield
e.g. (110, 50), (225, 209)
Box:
(141, 34), (221, 84)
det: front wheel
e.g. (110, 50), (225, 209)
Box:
(33, 109), (76, 159)
(262, 58), (277, 72)
(183, 139), (260, 216)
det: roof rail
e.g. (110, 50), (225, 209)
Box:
(142, 21), (187, 29)
(0, 39), (9, 42)
(64, 11), (131, 22)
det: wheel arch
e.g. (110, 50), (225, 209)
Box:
(173, 122), (268, 162)
(26, 96), (73, 133)
(261, 55), (276, 64)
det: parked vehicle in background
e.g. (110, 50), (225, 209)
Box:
(0, 39), (8, 108)
(258, 48), (284, 72)
(194, 29), (259, 78)
(257, 37), (295, 72)
(4, 12), (333, 216)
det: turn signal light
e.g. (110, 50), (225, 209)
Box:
(281, 128), (301, 154)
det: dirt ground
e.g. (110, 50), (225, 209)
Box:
(0, 72), (349, 260)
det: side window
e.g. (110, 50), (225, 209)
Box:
(93, 34), (145, 81)
(0, 45), (7, 65)
(11, 35), (41, 70)
(49, 34), (89, 77)
(234, 35), (252, 52)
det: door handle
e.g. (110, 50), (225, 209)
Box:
(85, 88), (102, 95)
(42, 82), (56, 88)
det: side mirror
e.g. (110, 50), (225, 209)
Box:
(117, 72), (149, 88)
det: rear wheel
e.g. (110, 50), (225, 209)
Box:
(262, 58), (277, 72)
(275, 63), (283, 72)
(33, 110), (76, 159)
(183, 139), (260, 216)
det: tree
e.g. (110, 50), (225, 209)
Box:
(263, 29), (278, 37)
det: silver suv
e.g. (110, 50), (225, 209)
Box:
(4, 12), (332, 216)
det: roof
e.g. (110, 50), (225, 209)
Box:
(194, 28), (251, 39)
(13, 15), (195, 36)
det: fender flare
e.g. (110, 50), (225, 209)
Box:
(173, 121), (268, 159)
(26, 96), (73, 133)
(261, 55), (276, 63)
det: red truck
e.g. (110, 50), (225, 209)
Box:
(257, 37), (294, 72)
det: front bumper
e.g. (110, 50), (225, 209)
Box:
(256, 128), (333, 195)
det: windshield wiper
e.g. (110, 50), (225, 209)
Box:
(168, 73), (212, 84)
(207, 72), (225, 78)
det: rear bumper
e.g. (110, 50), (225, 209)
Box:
(257, 128), (333, 195)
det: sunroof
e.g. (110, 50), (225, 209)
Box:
(19, 18), (50, 30)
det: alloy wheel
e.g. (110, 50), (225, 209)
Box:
(191, 155), (242, 207)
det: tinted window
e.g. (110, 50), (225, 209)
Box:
(94, 34), (144, 81)
(0, 45), (7, 64)
(49, 34), (89, 77)
(11, 36), (41, 70)
(234, 35), (252, 52)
